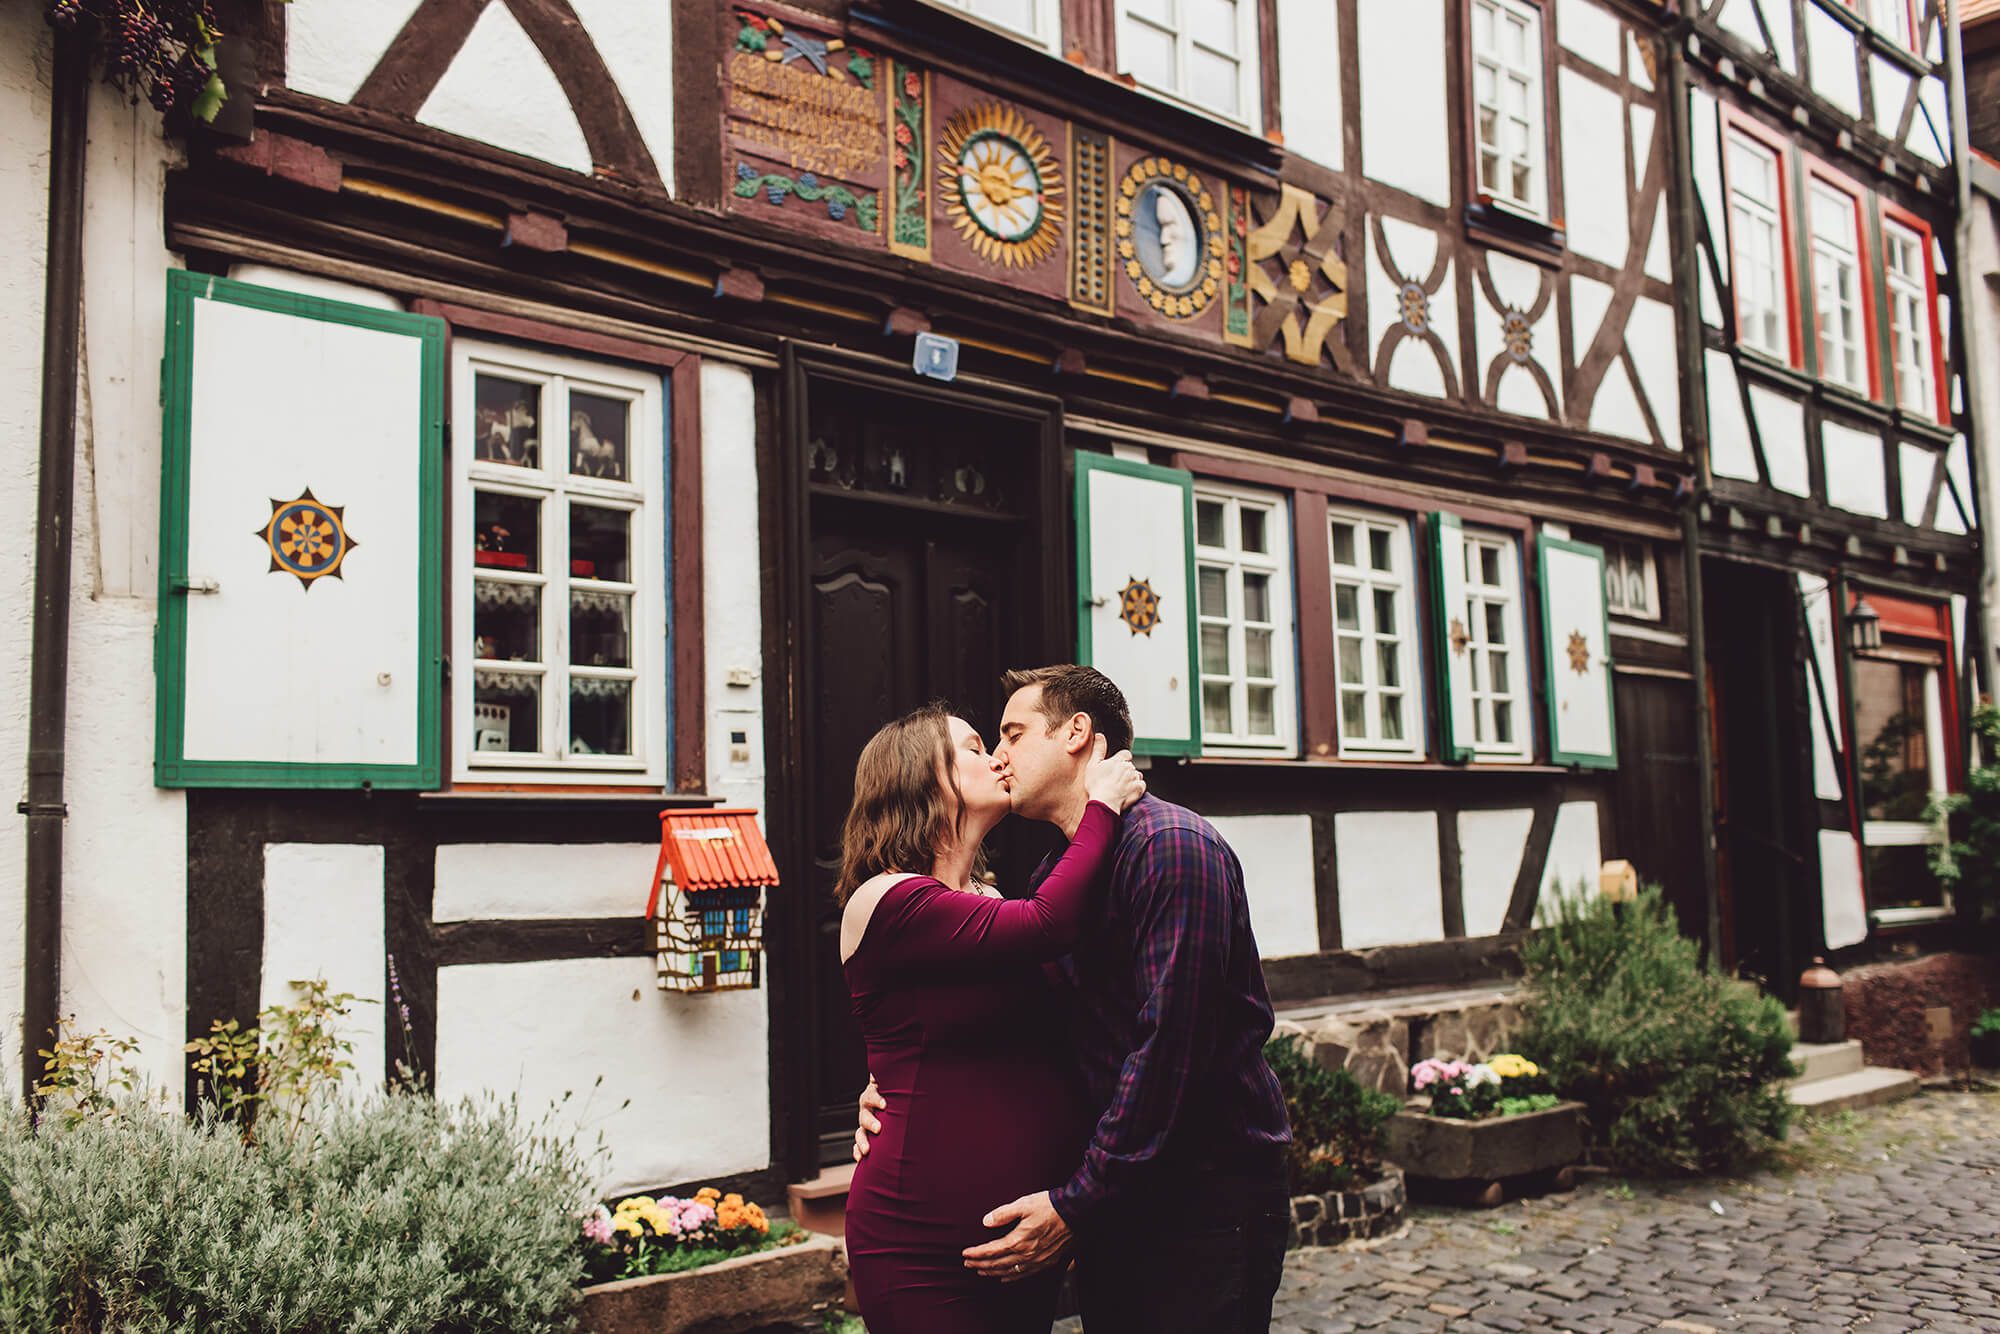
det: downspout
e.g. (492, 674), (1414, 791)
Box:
(1946, 0), (2000, 701)
(22, 24), (88, 1105)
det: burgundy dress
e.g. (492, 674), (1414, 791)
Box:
(841, 801), (1119, 1333)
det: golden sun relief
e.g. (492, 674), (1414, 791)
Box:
(937, 103), (1063, 267)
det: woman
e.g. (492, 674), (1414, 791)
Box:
(837, 703), (1144, 1333)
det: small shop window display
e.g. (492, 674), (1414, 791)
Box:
(647, 809), (780, 993)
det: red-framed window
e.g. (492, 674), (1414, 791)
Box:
(1720, 109), (1803, 367)
(1802, 159), (1881, 399)
(1876, 198), (1950, 424)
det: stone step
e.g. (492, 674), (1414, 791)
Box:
(785, 1163), (854, 1237)
(1788, 1065), (1922, 1115)
(1788, 1040), (1866, 1085)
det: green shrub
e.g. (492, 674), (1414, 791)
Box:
(1263, 1037), (1400, 1194)
(1972, 1008), (2000, 1040)
(1516, 885), (1797, 1177)
(0, 1089), (597, 1332)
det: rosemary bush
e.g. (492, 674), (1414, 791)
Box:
(1516, 886), (1797, 1177)
(1263, 1037), (1400, 1194)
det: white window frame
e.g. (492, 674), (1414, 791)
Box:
(1808, 178), (1870, 394)
(1602, 539), (1661, 622)
(451, 341), (667, 787)
(919, 0), (1062, 52)
(1328, 507), (1424, 759)
(1856, 645), (1954, 926)
(1727, 132), (1791, 362)
(1194, 482), (1297, 754)
(1470, 0), (1549, 221)
(1462, 529), (1532, 762)
(1882, 218), (1936, 419)
(1116, 0), (1263, 131)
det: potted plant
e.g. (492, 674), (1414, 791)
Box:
(1381, 1055), (1585, 1205)
(1973, 1009), (2000, 1070)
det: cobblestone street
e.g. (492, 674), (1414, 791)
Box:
(1061, 1091), (2000, 1333)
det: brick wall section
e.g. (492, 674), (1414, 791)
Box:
(1840, 953), (2000, 1075)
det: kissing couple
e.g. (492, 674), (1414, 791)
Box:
(837, 665), (1294, 1333)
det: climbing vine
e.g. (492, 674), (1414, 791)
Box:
(44, 0), (232, 122)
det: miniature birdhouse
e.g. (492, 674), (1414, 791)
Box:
(647, 809), (780, 994)
(1598, 859), (1639, 903)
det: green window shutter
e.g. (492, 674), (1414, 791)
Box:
(1074, 453), (1201, 756)
(1538, 534), (1618, 769)
(155, 272), (445, 789)
(1429, 512), (1476, 762)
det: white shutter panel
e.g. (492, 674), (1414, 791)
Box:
(1798, 573), (1846, 801)
(1538, 535), (1618, 768)
(1429, 512), (1476, 762)
(156, 273), (444, 788)
(1075, 453), (1200, 755)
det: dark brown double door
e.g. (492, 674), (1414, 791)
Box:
(787, 366), (1062, 1170)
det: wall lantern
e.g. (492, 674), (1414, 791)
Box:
(646, 808), (779, 994)
(1848, 596), (1883, 653)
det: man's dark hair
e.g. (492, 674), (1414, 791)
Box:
(1000, 665), (1134, 755)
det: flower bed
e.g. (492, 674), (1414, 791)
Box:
(1385, 1054), (1583, 1203)
(582, 1187), (794, 1283)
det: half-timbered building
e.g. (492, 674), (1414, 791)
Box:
(16, 0), (1976, 1203)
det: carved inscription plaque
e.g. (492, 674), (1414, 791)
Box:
(727, 52), (882, 181)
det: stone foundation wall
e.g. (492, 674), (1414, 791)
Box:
(1275, 990), (1524, 1095)
(1841, 953), (2000, 1076)
(1289, 1169), (1407, 1248)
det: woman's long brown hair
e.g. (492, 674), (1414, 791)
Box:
(834, 703), (986, 904)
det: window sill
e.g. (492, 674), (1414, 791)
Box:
(1735, 346), (1815, 393)
(421, 788), (721, 809)
(1868, 905), (1953, 928)
(1816, 379), (1893, 423)
(1464, 201), (1566, 267)
(1179, 755), (1572, 775)
(1893, 411), (1955, 446)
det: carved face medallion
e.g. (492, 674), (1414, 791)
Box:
(1116, 158), (1226, 319)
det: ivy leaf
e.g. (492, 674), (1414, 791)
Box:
(191, 74), (227, 123)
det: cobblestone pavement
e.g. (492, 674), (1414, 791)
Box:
(1055, 1091), (2000, 1333)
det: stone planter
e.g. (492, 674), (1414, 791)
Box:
(1382, 1101), (1585, 1205)
(1288, 1167), (1406, 1248)
(579, 1232), (847, 1334)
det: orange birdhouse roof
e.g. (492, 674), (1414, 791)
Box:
(646, 809), (781, 917)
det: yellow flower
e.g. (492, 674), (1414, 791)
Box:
(613, 1218), (643, 1238)
(695, 1186), (721, 1203)
(1488, 1054), (1539, 1080)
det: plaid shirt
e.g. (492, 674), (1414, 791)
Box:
(1038, 794), (1291, 1232)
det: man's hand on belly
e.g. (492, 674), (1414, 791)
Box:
(963, 1192), (1071, 1282)
(853, 1078), (885, 1162)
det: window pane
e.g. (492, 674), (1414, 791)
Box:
(1484, 602), (1507, 645)
(1864, 843), (1944, 911)
(1203, 682), (1234, 735)
(474, 671), (541, 754)
(1373, 589), (1398, 635)
(1126, 0), (1171, 21)
(1240, 506), (1268, 554)
(475, 491), (541, 572)
(1379, 694), (1404, 741)
(1199, 566), (1229, 616)
(1626, 568), (1647, 613)
(1488, 647), (1510, 693)
(1479, 544), (1502, 586)
(973, 0), (1038, 35)
(1377, 642), (1401, 690)
(1368, 528), (1393, 573)
(1492, 700), (1513, 744)
(1187, 46), (1240, 116)
(1246, 685), (1277, 736)
(1335, 584), (1360, 630)
(1337, 635), (1364, 685)
(475, 374), (542, 469)
(1201, 625), (1231, 675)
(1341, 690), (1367, 739)
(571, 677), (632, 756)
(570, 504), (631, 583)
(1855, 657), (1936, 822)
(1187, 0), (1238, 53)
(1245, 628), (1273, 679)
(571, 589), (632, 669)
(1242, 572), (1270, 623)
(1331, 523), (1357, 568)
(474, 580), (540, 663)
(1123, 19), (1176, 91)
(1198, 498), (1228, 548)
(568, 391), (630, 482)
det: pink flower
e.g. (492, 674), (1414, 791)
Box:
(582, 1208), (614, 1245)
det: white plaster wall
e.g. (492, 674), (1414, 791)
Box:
(1803, 4), (1862, 119)
(1357, 0), (1451, 208)
(1899, 442), (1937, 526)
(1818, 829), (1867, 951)
(1625, 297), (1680, 449)
(436, 956), (768, 1196)
(1276, 0), (1340, 173)
(1705, 351), (1758, 481)
(1556, 0), (1622, 75)
(1538, 800), (1602, 910)
(1458, 808), (1534, 938)
(435, 843), (662, 922)
(418, 5), (590, 175)
(1688, 92), (1728, 288)
(1559, 69), (1628, 267)
(1822, 420), (1889, 518)
(262, 844), (388, 1094)
(1749, 384), (1810, 496)
(1333, 811), (1443, 949)
(1712, 0), (1769, 56)
(1207, 814), (1318, 959)
(702, 362), (768, 811)
(287, 0), (423, 103)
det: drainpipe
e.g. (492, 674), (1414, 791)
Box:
(1946, 1), (2000, 702)
(22, 24), (88, 1106)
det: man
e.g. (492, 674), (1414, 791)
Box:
(856, 665), (1292, 1332)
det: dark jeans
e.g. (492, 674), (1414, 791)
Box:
(1072, 1154), (1290, 1334)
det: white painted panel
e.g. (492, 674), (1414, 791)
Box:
(1570, 274), (1613, 362)
(1543, 542), (1615, 762)
(1357, 0), (1451, 207)
(1557, 0), (1622, 73)
(1486, 252), (1542, 312)
(1818, 829), (1868, 951)
(1538, 801), (1603, 909)
(1871, 54), (1913, 141)
(1689, 91), (1729, 285)
(1942, 435), (1975, 533)
(1083, 466), (1195, 748)
(1277, 0), (1341, 171)
(1760, 0), (1797, 73)
(1560, 70), (1628, 266)
(1748, 384), (1811, 496)
(1625, 297), (1680, 449)
(1713, 0), (1768, 53)
(1899, 442), (1938, 526)
(1798, 573), (1844, 802)
(1379, 216), (1440, 286)
(436, 957), (768, 1195)
(286, 0), (423, 104)
(1804, 4), (1862, 118)
(1911, 76), (1949, 165)
(1208, 814), (1319, 959)
(1706, 351), (1758, 480)
(262, 844), (387, 1094)
(570, 0), (674, 192)
(1698, 263), (1725, 328)
(1627, 30), (1655, 88)
(1334, 811), (1442, 949)
(1645, 195), (1672, 284)
(703, 363), (768, 810)
(226, 264), (402, 311)
(181, 296), (424, 767)
(1822, 419), (1889, 518)
(1458, 809), (1534, 937)
(1375, 220), (1454, 398)
(435, 843), (659, 922)
(1591, 358), (1649, 444)
(1472, 282), (1501, 394)
(1629, 102), (1656, 192)
(419, 4), (591, 174)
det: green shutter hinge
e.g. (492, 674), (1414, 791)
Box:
(167, 575), (220, 595)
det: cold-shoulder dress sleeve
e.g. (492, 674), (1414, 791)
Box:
(858, 800), (1119, 970)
